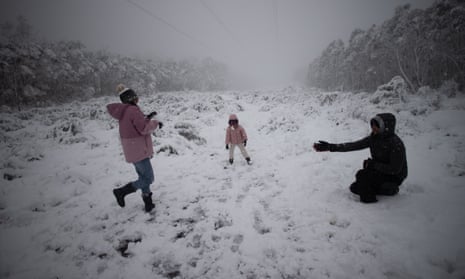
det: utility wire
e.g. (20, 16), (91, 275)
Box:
(199, 0), (240, 45)
(124, 0), (212, 50)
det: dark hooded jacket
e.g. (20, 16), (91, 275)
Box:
(331, 113), (408, 183)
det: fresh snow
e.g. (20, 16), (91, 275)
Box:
(1, 87), (464, 279)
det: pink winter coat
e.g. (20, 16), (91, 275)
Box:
(225, 125), (248, 145)
(107, 103), (159, 163)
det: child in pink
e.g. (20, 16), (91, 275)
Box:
(225, 114), (251, 165)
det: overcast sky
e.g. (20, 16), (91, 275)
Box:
(1, 0), (435, 88)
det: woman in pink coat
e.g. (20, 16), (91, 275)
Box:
(107, 84), (162, 212)
(225, 114), (251, 165)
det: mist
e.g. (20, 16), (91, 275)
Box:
(1, 0), (435, 89)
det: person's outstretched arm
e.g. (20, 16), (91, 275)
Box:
(313, 136), (370, 152)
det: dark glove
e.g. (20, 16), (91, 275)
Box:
(363, 158), (373, 169)
(313, 140), (333, 152)
(225, 144), (229, 150)
(146, 111), (157, 119)
(243, 140), (247, 147)
(158, 122), (163, 129)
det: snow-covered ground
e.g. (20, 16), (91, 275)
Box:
(1, 86), (465, 279)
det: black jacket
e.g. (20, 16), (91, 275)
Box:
(331, 113), (408, 183)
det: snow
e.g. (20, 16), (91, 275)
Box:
(1, 87), (465, 279)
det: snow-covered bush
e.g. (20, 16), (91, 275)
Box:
(370, 76), (409, 105)
(438, 80), (461, 97)
(0, 113), (25, 132)
(157, 145), (179, 156)
(47, 119), (87, 144)
(258, 116), (299, 134)
(174, 122), (207, 145)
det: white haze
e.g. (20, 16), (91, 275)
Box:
(0, 0), (435, 88)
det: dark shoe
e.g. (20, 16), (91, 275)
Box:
(349, 183), (360, 195)
(229, 159), (234, 165)
(376, 182), (399, 196)
(113, 183), (137, 207)
(246, 157), (251, 165)
(360, 195), (378, 203)
(142, 192), (155, 212)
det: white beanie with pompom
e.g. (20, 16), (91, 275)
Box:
(116, 84), (129, 94)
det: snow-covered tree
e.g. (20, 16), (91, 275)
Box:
(0, 17), (230, 109)
(307, 0), (465, 94)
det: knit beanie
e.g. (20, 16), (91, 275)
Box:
(116, 84), (138, 104)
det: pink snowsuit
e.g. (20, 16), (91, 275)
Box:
(225, 115), (248, 145)
(107, 103), (159, 163)
(225, 114), (250, 161)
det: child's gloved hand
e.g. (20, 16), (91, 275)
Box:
(225, 144), (229, 150)
(146, 111), (157, 119)
(243, 140), (247, 147)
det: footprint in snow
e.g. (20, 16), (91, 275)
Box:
(403, 183), (425, 194)
(329, 216), (351, 229)
(115, 232), (143, 257)
(236, 193), (246, 203)
(253, 211), (271, 235)
(230, 234), (244, 253)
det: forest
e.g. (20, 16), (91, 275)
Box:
(0, 16), (229, 109)
(1, 0), (464, 110)
(307, 0), (465, 93)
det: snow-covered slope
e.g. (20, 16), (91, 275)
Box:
(1, 87), (464, 279)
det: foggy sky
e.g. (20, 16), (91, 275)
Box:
(1, 0), (435, 88)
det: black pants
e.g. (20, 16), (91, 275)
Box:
(350, 168), (401, 203)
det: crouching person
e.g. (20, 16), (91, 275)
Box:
(313, 113), (408, 203)
(107, 84), (163, 212)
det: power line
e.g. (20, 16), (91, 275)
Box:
(199, 0), (240, 45)
(124, 0), (212, 51)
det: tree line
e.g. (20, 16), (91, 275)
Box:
(0, 16), (229, 110)
(307, 0), (465, 93)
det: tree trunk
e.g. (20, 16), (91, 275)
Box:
(413, 46), (423, 88)
(13, 68), (21, 111)
(395, 49), (416, 93)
